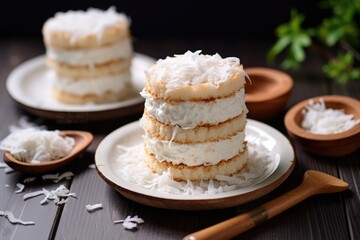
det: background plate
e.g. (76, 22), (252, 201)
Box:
(95, 119), (295, 210)
(6, 53), (155, 121)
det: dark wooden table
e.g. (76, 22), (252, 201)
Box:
(0, 38), (359, 240)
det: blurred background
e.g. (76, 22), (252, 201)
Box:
(0, 0), (332, 74)
(0, 1), (326, 39)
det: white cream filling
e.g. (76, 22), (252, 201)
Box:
(142, 89), (247, 129)
(46, 40), (132, 65)
(52, 72), (131, 95)
(144, 131), (246, 166)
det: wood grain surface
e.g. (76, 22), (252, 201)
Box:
(0, 38), (359, 240)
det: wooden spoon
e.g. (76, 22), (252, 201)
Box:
(183, 170), (349, 240)
(3, 130), (93, 175)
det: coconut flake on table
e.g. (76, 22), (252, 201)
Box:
(86, 203), (103, 212)
(114, 134), (278, 195)
(88, 164), (96, 169)
(23, 184), (76, 206)
(301, 98), (360, 134)
(4, 167), (14, 174)
(0, 128), (75, 164)
(23, 177), (37, 183)
(42, 171), (74, 183)
(0, 210), (35, 226)
(0, 162), (7, 168)
(15, 183), (25, 193)
(114, 215), (144, 230)
(0, 163), (14, 174)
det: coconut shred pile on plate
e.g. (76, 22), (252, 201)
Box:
(302, 99), (360, 134)
(0, 118), (75, 163)
(115, 136), (279, 195)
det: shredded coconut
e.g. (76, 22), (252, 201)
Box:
(42, 171), (74, 183)
(0, 128), (75, 163)
(4, 167), (14, 174)
(145, 50), (244, 90)
(23, 185), (76, 206)
(115, 134), (278, 195)
(114, 215), (144, 230)
(23, 177), (36, 183)
(301, 98), (360, 134)
(88, 164), (96, 169)
(0, 211), (35, 225)
(15, 183), (25, 193)
(44, 7), (129, 44)
(86, 203), (103, 212)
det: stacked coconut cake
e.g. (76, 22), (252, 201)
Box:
(42, 7), (133, 104)
(140, 50), (248, 181)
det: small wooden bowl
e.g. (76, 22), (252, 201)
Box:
(3, 130), (94, 174)
(284, 95), (360, 157)
(245, 67), (293, 121)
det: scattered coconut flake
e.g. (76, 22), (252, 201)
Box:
(55, 198), (69, 205)
(0, 162), (7, 168)
(5, 184), (10, 188)
(23, 185), (76, 206)
(23, 177), (37, 183)
(0, 210), (35, 225)
(42, 171), (74, 183)
(15, 183), (25, 193)
(42, 173), (60, 181)
(53, 171), (74, 183)
(4, 167), (14, 174)
(86, 203), (103, 212)
(88, 164), (96, 169)
(301, 98), (360, 134)
(23, 190), (45, 200)
(114, 215), (144, 230)
(114, 132), (279, 196)
(0, 128), (75, 164)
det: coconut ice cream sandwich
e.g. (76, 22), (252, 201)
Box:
(42, 7), (133, 104)
(140, 50), (249, 181)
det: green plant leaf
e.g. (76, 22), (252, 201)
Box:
(267, 9), (312, 68)
(323, 52), (360, 84)
(267, 36), (291, 61)
(291, 42), (305, 62)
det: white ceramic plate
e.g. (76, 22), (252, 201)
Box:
(6, 53), (155, 121)
(95, 119), (295, 210)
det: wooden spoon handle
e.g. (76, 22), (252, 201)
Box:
(183, 181), (315, 240)
(183, 206), (268, 240)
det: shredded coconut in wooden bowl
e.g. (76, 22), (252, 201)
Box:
(0, 122), (75, 163)
(301, 99), (359, 134)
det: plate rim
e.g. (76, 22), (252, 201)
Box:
(6, 53), (155, 118)
(95, 119), (295, 210)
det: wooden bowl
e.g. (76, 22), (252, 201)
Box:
(3, 131), (93, 174)
(284, 95), (360, 157)
(245, 68), (293, 121)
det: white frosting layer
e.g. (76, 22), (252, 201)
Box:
(142, 89), (247, 129)
(52, 71), (130, 95)
(145, 50), (244, 90)
(144, 131), (246, 166)
(46, 40), (133, 65)
(44, 7), (129, 43)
